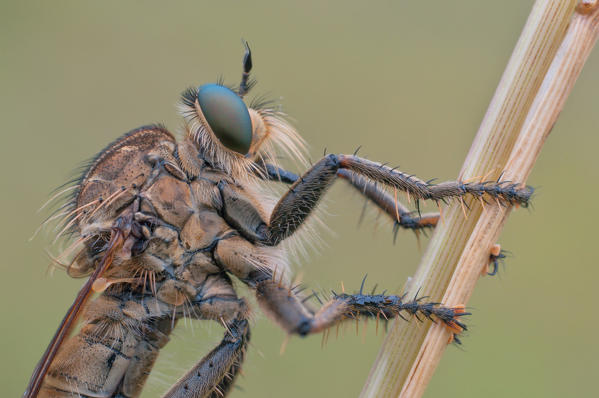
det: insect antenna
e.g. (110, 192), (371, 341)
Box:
(238, 40), (254, 97)
(44, 250), (71, 275)
(44, 234), (91, 276)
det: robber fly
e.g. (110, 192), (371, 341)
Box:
(24, 42), (532, 398)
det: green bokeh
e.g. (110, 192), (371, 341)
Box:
(2, 1), (597, 397)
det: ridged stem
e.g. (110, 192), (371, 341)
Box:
(360, 1), (596, 397)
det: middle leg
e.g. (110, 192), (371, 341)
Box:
(214, 237), (468, 342)
(257, 162), (507, 275)
(255, 278), (467, 341)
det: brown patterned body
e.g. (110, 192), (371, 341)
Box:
(40, 127), (269, 397)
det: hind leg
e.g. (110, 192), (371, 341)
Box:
(162, 314), (250, 398)
(163, 274), (251, 398)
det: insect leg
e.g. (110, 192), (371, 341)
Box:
(163, 316), (250, 398)
(255, 163), (507, 274)
(256, 162), (438, 230)
(214, 237), (467, 342)
(254, 161), (302, 185)
(120, 317), (174, 398)
(161, 276), (250, 398)
(337, 154), (533, 206)
(337, 170), (510, 274)
(337, 169), (439, 231)
(255, 279), (467, 341)
(257, 154), (532, 245)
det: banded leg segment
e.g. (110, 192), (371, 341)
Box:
(256, 162), (438, 231)
(337, 169), (439, 231)
(256, 162), (507, 274)
(254, 162), (301, 185)
(255, 279), (468, 340)
(161, 278), (250, 398)
(162, 317), (250, 398)
(309, 293), (468, 337)
(213, 236), (468, 344)
(338, 155), (533, 204)
(340, 169), (511, 274)
(259, 154), (532, 245)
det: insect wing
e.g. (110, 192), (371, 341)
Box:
(24, 228), (125, 398)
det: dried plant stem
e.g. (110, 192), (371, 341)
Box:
(360, 1), (599, 397)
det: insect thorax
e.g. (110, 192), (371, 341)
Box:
(40, 126), (275, 397)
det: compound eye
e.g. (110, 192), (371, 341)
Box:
(197, 84), (252, 154)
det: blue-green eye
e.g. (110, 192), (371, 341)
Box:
(197, 84), (253, 154)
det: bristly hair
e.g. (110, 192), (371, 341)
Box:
(34, 125), (171, 256)
(178, 88), (308, 180)
(246, 99), (308, 171)
(238, 77), (257, 95)
(180, 87), (197, 109)
(180, 81), (236, 107)
(248, 93), (275, 110)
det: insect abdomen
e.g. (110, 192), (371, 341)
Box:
(39, 294), (172, 398)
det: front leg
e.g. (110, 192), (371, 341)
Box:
(257, 163), (507, 274)
(258, 154), (533, 245)
(337, 169), (439, 232)
(256, 162), (438, 232)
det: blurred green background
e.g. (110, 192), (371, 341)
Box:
(2, 1), (598, 397)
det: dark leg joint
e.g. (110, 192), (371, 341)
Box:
(254, 162), (300, 184)
(325, 153), (340, 167)
(224, 318), (250, 345)
(296, 319), (312, 337)
(487, 244), (507, 276)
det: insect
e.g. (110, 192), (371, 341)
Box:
(25, 42), (532, 398)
